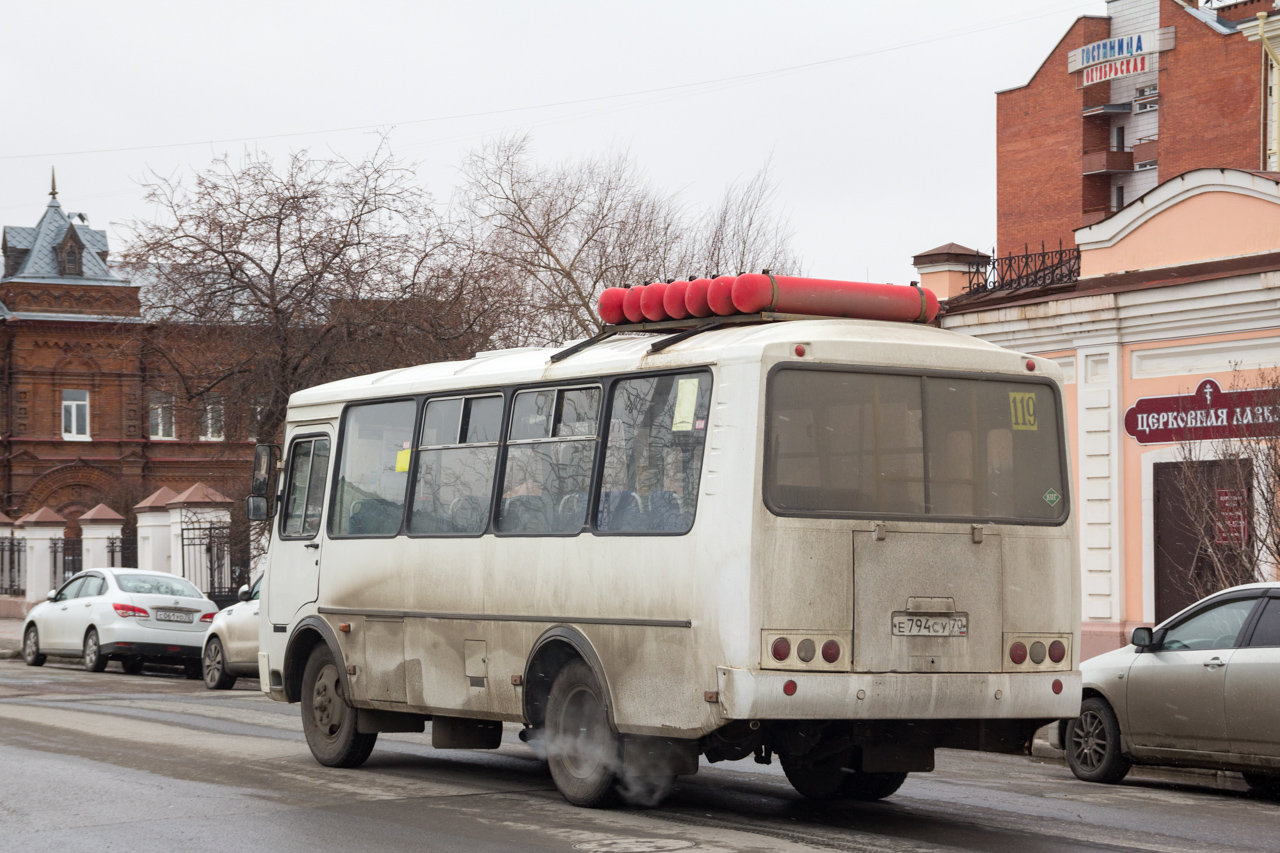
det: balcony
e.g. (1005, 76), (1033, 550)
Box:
(1133, 137), (1158, 167)
(1082, 147), (1134, 175)
(1081, 102), (1133, 117)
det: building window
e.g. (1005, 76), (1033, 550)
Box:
(62, 390), (90, 440)
(149, 393), (176, 439)
(1114, 185), (1125, 210)
(64, 248), (80, 274)
(200, 400), (225, 441)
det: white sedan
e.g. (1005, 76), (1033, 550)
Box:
(21, 568), (218, 678)
(201, 574), (261, 689)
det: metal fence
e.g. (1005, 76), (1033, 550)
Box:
(966, 244), (1080, 294)
(182, 524), (248, 604)
(50, 537), (83, 589)
(107, 535), (138, 568)
(0, 537), (24, 596)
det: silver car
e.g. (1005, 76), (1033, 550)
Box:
(200, 575), (261, 689)
(1064, 582), (1280, 795)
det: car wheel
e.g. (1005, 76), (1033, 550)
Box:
(22, 624), (46, 667)
(203, 637), (237, 690)
(781, 748), (907, 801)
(121, 656), (145, 675)
(1243, 772), (1280, 798)
(82, 629), (108, 673)
(1067, 696), (1131, 784)
(545, 659), (620, 808)
(301, 644), (376, 768)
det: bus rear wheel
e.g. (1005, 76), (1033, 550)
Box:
(545, 660), (620, 808)
(781, 748), (908, 801)
(301, 644), (377, 768)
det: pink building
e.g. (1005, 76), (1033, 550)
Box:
(915, 168), (1280, 658)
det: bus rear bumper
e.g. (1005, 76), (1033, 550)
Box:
(717, 667), (1081, 721)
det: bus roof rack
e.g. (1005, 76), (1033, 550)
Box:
(548, 312), (835, 363)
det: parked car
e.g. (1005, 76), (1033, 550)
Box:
(1063, 582), (1280, 795)
(21, 569), (218, 678)
(201, 575), (261, 689)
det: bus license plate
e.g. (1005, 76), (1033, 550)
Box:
(891, 613), (968, 637)
(156, 610), (193, 624)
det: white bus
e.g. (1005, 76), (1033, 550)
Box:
(251, 315), (1080, 807)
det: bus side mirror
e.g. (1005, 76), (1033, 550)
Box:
(246, 495), (272, 521)
(1131, 626), (1154, 649)
(250, 444), (280, 519)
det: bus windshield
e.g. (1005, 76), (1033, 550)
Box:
(766, 368), (1067, 523)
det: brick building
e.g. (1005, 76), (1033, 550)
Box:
(997, 0), (1278, 257)
(912, 0), (1280, 657)
(0, 179), (253, 528)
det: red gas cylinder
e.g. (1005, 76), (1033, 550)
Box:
(597, 287), (628, 325)
(641, 281), (671, 322)
(622, 285), (648, 324)
(663, 280), (691, 320)
(685, 278), (714, 318)
(707, 275), (738, 316)
(731, 274), (939, 324)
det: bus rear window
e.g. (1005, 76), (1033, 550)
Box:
(766, 368), (1066, 523)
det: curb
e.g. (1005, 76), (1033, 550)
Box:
(0, 649), (20, 660)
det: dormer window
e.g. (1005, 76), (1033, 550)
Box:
(64, 247), (80, 275)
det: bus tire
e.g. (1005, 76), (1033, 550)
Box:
(781, 748), (906, 801)
(1066, 697), (1131, 784)
(301, 644), (377, 768)
(545, 659), (620, 808)
(1242, 772), (1280, 798)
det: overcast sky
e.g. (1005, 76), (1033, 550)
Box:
(1, 0), (1107, 289)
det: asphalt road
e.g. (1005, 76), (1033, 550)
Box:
(1, 658), (1278, 853)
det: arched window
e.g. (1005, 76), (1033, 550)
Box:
(64, 247), (79, 274)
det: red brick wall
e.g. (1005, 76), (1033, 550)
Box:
(1158, 0), (1263, 179)
(997, 17), (1112, 257)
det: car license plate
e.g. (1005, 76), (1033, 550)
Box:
(155, 610), (193, 624)
(891, 613), (968, 637)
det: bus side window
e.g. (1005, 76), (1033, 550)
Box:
(497, 386), (600, 535)
(598, 372), (711, 534)
(410, 395), (502, 535)
(281, 437), (330, 538)
(330, 400), (417, 537)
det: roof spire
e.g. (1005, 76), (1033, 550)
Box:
(50, 167), (58, 200)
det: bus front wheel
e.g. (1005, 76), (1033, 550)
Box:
(301, 644), (377, 768)
(545, 659), (620, 808)
(781, 748), (907, 801)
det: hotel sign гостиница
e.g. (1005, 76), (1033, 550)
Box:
(1067, 27), (1176, 86)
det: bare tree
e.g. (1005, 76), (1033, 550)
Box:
(122, 141), (497, 443)
(690, 159), (802, 280)
(1166, 369), (1280, 602)
(459, 135), (801, 345)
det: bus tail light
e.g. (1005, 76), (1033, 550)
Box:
(1048, 640), (1066, 663)
(1009, 642), (1028, 665)
(821, 640), (840, 663)
(1052, 679), (1063, 695)
(771, 637), (791, 661)
(783, 679), (797, 696)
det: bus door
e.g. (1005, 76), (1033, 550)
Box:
(267, 429), (333, 625)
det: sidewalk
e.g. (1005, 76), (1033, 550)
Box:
(0, 617), (22, 657)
